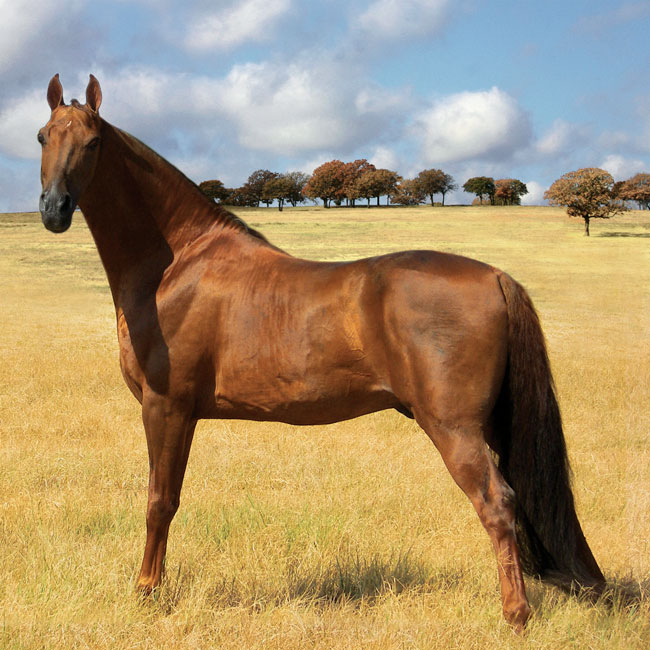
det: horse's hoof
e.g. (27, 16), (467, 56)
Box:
(135, 579), (156, 597)
(505, 603), (531, 635)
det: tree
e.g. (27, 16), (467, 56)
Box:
(226, 186), (258, 207)
(353, 168), (402, 207)
(494, 179), (528, 206)
(243, 169), (279, 207)
(618, 172), (650, 209)
(415, 169), (457, 206)
(303, 160), (345, 207)
(341, 159), (375, 206)
(284, 171), (310, 207)
(437, 172), (457, 206)
(544, 167), (626, 236)
(262, 175), (295, 211)
(463, 176), (495, 205)
(612, 181), (625, 200)
(390, 179), (425, 205)
(198, 179), (230, 203)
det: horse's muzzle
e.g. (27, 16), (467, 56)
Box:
(39, 189), (76, 233)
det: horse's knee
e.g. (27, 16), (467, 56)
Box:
(147, 493), (179, 526)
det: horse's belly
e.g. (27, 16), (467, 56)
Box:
(201, 368), (397, 425)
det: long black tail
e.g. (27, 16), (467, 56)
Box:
(496, 272), (605, 590)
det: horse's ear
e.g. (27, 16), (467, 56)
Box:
(86, 74), (102, 113)
(47, 74), (64, 111)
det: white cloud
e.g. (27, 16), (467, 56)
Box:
(535, 118), (590, 157)
(356, 0), (451, 41)
(600, 154), (646, 180)
(210, 61), (404, 155)
(94, 68), (179, 119)
(64, 61), (405, 165)
(169, 154), (224, 185)
(414, 87), (532, 164)
(217, 62), (335, 152)
(0, 0), (87, 78)
(81, 68), (219, 142)
(536, 119), (572, 155)
(0, 0), (68, 72)
(520, 180), (546, 205)
(0, 88), (51, 159)
(296, 153), (337, 177)
(597, 130), (632, 150)
(368, 145), (399, 171)
(184, 0), (291, 52)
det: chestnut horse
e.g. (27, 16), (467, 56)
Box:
(38, 74), (605, 631)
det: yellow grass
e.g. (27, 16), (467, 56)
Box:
(0, 205), (648, 649)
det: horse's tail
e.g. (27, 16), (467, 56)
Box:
(495, 271), (605, 591)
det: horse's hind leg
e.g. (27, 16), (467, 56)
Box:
(417, 414), (530, 632)
(136, 394), (196, 594)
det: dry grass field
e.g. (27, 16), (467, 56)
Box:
(1, 205), (648, 648)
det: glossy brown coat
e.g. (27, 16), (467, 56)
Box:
(38, 75), (605, 632)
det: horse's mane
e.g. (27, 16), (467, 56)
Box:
(104, 117), (274, 247)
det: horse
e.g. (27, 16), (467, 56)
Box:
(37, 74), (605, 632)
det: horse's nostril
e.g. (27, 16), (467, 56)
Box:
(59, 194), (71, 212)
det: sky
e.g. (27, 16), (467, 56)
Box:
(1, 0), (650, 211)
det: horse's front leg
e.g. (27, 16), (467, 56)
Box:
(136, 393), (196, 594)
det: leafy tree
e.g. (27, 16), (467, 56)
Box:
(390, 179), (425, 205)
(618, 172), (650, 209)
(353, 168), (402, 207)
(262, 175), (295, 211)
(227, 185), (258, 207)
(436, 172), (457, 206)
(303, 160), (345, 207)
(544, 167), (626, 236)
(415, 169), (457, 206)
(284, 171), (310, 207)
(494, 178), (528, 206)
(463, 176), (495, 204)
(341, 159), (376, 206)
(243, 169), (279, 207)
(198, 179), (230, 203)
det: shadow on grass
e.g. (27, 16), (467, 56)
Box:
(150, 550), (470, 613)
(525, 572), (650, 620)
(285, 549), (449, 604)
(601, 575), (650, 612)
(598, 231), (650, 238)
(141, 557), (650, 623)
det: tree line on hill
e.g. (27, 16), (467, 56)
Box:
(199, 161), (534, 211)
(198, 163), (650, 235)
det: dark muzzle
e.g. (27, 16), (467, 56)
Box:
(39, 188), (76, 233)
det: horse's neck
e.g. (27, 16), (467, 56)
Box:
(78, 121), (242, 308)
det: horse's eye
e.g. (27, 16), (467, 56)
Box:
(37, 132), (46, 146)
(86, 137), (100, 150)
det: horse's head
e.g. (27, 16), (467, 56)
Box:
(38, 74), (103, 233)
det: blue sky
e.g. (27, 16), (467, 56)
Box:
(1, 0), (649, 210)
